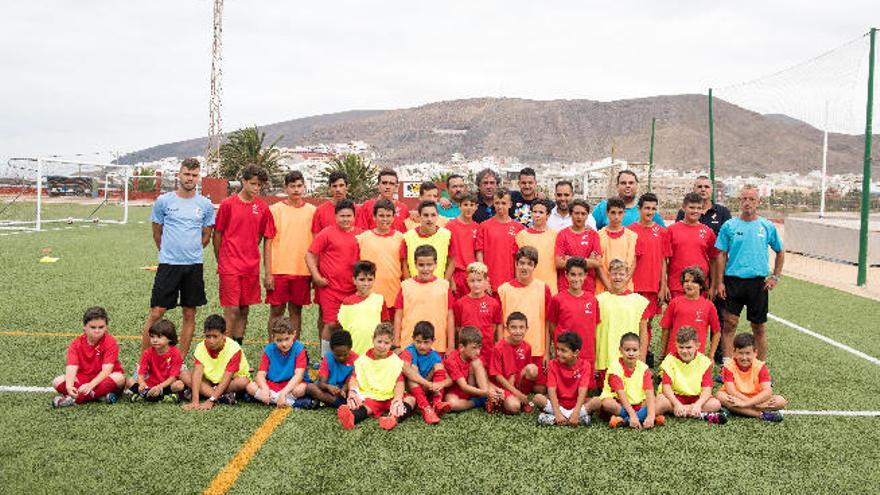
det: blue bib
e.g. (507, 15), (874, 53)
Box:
(404, 344), (442, 379)
(324, 351), (355, 387)
(265, 340), (311, 383)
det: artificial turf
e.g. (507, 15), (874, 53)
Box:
(1, 206), (879, 494)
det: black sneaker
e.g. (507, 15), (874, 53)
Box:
(218, 392), (237, 405)
(760, 411), (784, 423)
(101, 392), (119, 404)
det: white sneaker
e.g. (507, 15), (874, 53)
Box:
(537, 413), (555, 426)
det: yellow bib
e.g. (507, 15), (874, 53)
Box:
(338, 293), (386, 355)
(599, 359), (649, 405)
(659, 353), (713, 396)
(193, 337), (250, 383)
(595, 292), (649, 371)
(723, 358), (765, 398)
(403, 227), (452, 279)
(354, 352), (404, 401)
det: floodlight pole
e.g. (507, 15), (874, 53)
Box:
(709, 88), (716, 203)
(648, 117), (656, 193)
(857, 27), (875, 287)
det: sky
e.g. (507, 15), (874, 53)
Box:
(0, 1), (877, 166)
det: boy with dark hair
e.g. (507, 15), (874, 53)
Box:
(356, 168), (409, 233)
(516, 198), (559, 294)
(52, 307), (125, 408)
(306, 198), (363, 358)
(599, 333), (661, 429)
(548, 257), (600, 371)
(337, 323), (417, 431)
(453, 261), (502, 367)
(555, 199), (607, 293)
(405, 182), (448, 230)
(666, 192), (719, 300)
(655, 327), (726, 424)
(181, 315), (250, 410)
(394, 245), (455, 354)
(596, 197), (638, 293)
(445, 191), (480, 295)
(129, 319), (184, 403)
(627, 193), (670, 350)
(308, 330), (358, 407)
(337, 260), (390, 354)
(312, 170), (352, 234)
(213, 164), (276, 344)
(356, 199), (405, 317)
(490, 312), (539, 414)
(246, 318), (316, 409)
(533, 331), (596, 426)
(659, 266), (721, 362)
(476, 188), (525, 293)
(265, 170), (315, 341)
(399, 321), (451, 424)
(716, 333), (786, 422)
(401, 200), (455, 280)
(444, 326), (496, 412)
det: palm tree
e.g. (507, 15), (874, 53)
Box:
(218, 126), (286, 185)
(315, 154), (377, 202)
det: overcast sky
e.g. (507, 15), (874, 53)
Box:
(0, 1), (877, 165)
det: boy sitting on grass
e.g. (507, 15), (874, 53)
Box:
(533, 331), (596, 427)
(599, 332), (661, 429)
(490, 312), (539, 414)
(444, 326), (496, 412)
(400, 321), (452, 424)
(52, 307), (126, 408)
(655, 326), (726, 424)
(307, 330), (358, 407)
(337, 323), (417, 431)
(246, 318), (316, 409)
(129, 318), (184, 403)
(716, 333), (786, 422)
(181, 315), (250, 410)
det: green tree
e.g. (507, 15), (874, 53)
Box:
(429, 171), (453, 185)
(314, 154), (377, 202)
(218, 126), (286, 186)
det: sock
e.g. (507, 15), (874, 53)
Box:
(233, 337), (244, 345)
(636, 407), (649, 423)
(76, 377), (119, 404)
(411, 386), (431, 410)
(352, 406), (369, 424)
(431, 370), (448, 406)
(618, 405), (630, 422)
(53, 381), (69, 396)
(398, 402), (415, 422)
(321, 339), (331, 357)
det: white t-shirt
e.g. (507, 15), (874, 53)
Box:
(548, 206), (596, 231)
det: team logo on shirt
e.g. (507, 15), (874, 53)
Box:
(479, 301), (489, 313)
(758, 226), (766, 238)
(583, 302), (593, 314)
(699, 228), (707, 239)
(695, 310), (705, 323)
(651, 226), (660, 237)
(508, 226), (518, 236)
(195, 207), (203, 217)
(573, 368), (582, 380)
(252, 204), (260, 215)
(579, 234), (590, 246)
(515, 347), (526, 360)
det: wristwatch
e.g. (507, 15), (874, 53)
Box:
(208, 396), (216, 402)
(769, 274), (779, 281)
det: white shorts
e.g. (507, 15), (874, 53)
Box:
(542, 402), (589, 421)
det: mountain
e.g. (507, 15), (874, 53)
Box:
(119, 96), (879, 176)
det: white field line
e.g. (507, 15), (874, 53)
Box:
(768, 313), (880, 367)
(0, 385), (55, 393)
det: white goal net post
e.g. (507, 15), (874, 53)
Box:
(0, 157), (131, 231)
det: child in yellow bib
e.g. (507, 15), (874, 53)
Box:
(181, 315), (250, 411)
(338, 261), (389, 355)
(595, 259), (649, 384)
(599, 332), (661, 429)
(655, 326), (726, 424)
(715, 333), (786, 422)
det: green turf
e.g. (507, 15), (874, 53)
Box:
(1, 204), (879, 493)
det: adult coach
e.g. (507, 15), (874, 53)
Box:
(356, 168), (409, 233)
(675, 175), (732, 235)
(142, 158), (214, 357)
(547, 180), (596, 231)
(715, 186), (784, 361)
(472, 168), (501, 223)
(592, 170), (664, 229)
(509, 167), (552, 227)
(437, 174), (466, 219)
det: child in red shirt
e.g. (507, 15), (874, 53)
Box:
(533, 332), (596, 426)
(554, 199), (607, 293)
(453, 261), (502, 367)
(476, 188), (524, 293)
(489, 312), (538, 414)
(444, 326), (496, 412)
(665, 193), (718, 300)
(446, 192), (480, 296)
(128, 319), (184, 403)
(659, 266), (721, 362)
(627, 193), (670, 343)
(52, 307), (125, 408)
(548, 257), (600, 371)
(213, 165), (276, 344)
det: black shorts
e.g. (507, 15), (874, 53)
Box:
(150, 264), (207, 310)
(723, 276), (769, 324)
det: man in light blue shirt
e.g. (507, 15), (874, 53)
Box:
(715, 186), (784, 361)
(592, 170), (664, 229)
(142, 158), (215, 357)
(437, 174), (465, 219)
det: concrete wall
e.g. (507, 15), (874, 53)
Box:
(785, 214), (880, 266)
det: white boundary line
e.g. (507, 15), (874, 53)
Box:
(768, 313), (880, 367)
(0, 385), (55, 393)
(786, 409), (880, 417)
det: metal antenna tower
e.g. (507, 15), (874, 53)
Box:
(206, 0), (224, 175)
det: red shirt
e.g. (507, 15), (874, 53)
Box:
(607, 358), (653, 395)
(214, 195), (276, 275)
(662, 353), (714, 391)
(356, 198), (409, 233)
(446, 218), (479, 271)
(489, 339), (531, 382)
(258, 348), (308, 372)
(548, 291), (600, 366)
(659, 295), (721, 355)
(311, 200), (345, 234)
(394, 276), (455, 310)
(476, 217), (524, 291)
(138, 345), (183, 387)
(554, 227), (602, 292)
(308, 225), (364, 294)
(318, 351), (359, 380)
(547, 358), (592, 408)
(444, 348), (474, 383)
(453, 294), (502, 365)
(342, 293), (391, 321)
(66, 333), (124, 379)
(665, 222), (718, 293)
(628, 222), (670, 293)
(194, 346), (242, 373)
(721, 361), (771, 383)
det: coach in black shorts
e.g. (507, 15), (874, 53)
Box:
(714, 186), (784, 361)
(142, 158), (215, 357)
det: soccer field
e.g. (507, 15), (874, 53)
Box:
(1, 206), (879, 494)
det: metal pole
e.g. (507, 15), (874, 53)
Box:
(709, 88), (716, 203)
(122, 166), (129, 224)
(648, 117), (656, 192)
(36, 158), (42, 231)
(857, 27), (876, 287)
(821, 100), (829, 218)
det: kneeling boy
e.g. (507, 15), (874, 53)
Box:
(307, 330), (358, 407)
(534, 331), (596, 426)
(655, 326), (726, 424)
(599, 333), (661, 429)
(716, 333), (786, 422)
(400, 321), (452, 424)
(246, 318), (316, 409)
(444, 326), (495, 412)
(181, 315), (250, 410)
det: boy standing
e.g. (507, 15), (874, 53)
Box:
(548, 257), (600, 370)
(655, 327), (726, 424)
(402, 200), (455, 280)
(453, 262), (503, 367)
(596, 197), (638, 293)
(393, 245), (456, 354)
(490, 312), (539, 414)
(554, 199), (607, 293)
(264, 171), (315, 341)
(312, 170), (352, 234)
(337, 261), (390, 355)
(52, 307), (125, 407)
(356, 168), (409, 233)
(213, 164), (276, 344)
(445, 192), (480, 296)
(181, 315), (250, 410)
(308, 330), (358, 407)
(246, 318), (315, 409)
(716, 333), (786, 422)
(627, 193), (670, 346)
(404, 181), (448, 230)
(533, 332), (596, 426)
(595, 260), (649, 381)
(666, 192), (718, 300)
(356, 199), (405, 317)
(659, 267), (721, 362)
(476, 188), (524, 293)
(515, 198), (559, 294)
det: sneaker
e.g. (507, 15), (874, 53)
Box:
(760, 411), (784, 423)
(378, 415), (398, 430)
(655, 414), (666, 426)
(52, 395), (75, 408)
(485, 397), (502, 414)
(310, 361), (321, 371)
(609, 415), (625, 428)
(130, 393), (144, 403)
(292, 397), (318, 410)
(537, 412), (556, 426)
(181, 389), (192, 402)
(218, 392), (237, 405)
(522, 401), (534, 414)
(101, 392), (118, 404)
(434, 401), (452, 416)
(579, 413), (592, 426)
(704, 412), (727, 425)
(162, 393), (180, 404)
(337, 405), (355, 430)
(420, 406), (441, 425)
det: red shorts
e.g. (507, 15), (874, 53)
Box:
(675, 394), (700, 405)
(267, 380), (289, 392)
(639, 291), (660, 319)
(446, 384), (472, 401)
(265, 275), (311, 306)
(452, 269), (469, 298)
(219, 273), (262, 307)
(530, 355), (548, 386)
(596, 370), (606, 389)
(363, 393), (412, 417)
(316, 288), (351, 323)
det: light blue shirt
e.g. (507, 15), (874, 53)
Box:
(151, 192), (215, 265)
(592, 199), (665, 230)
(715, 216), (783, 278)
(437, 201), (460, 219)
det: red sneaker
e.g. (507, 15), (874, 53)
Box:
(609, 415), (625, 428)
(655, 414), (666, 427)
(420, 406), (441, 425)
(434, 401), (452, 416)
(378, 415), (398, 430)
(337, 405), (355, 431)
(485, 397), (502, 414)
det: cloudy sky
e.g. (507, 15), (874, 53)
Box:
(0, 1), (876, 165)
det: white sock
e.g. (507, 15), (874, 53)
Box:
(321, 339), (331, 357)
